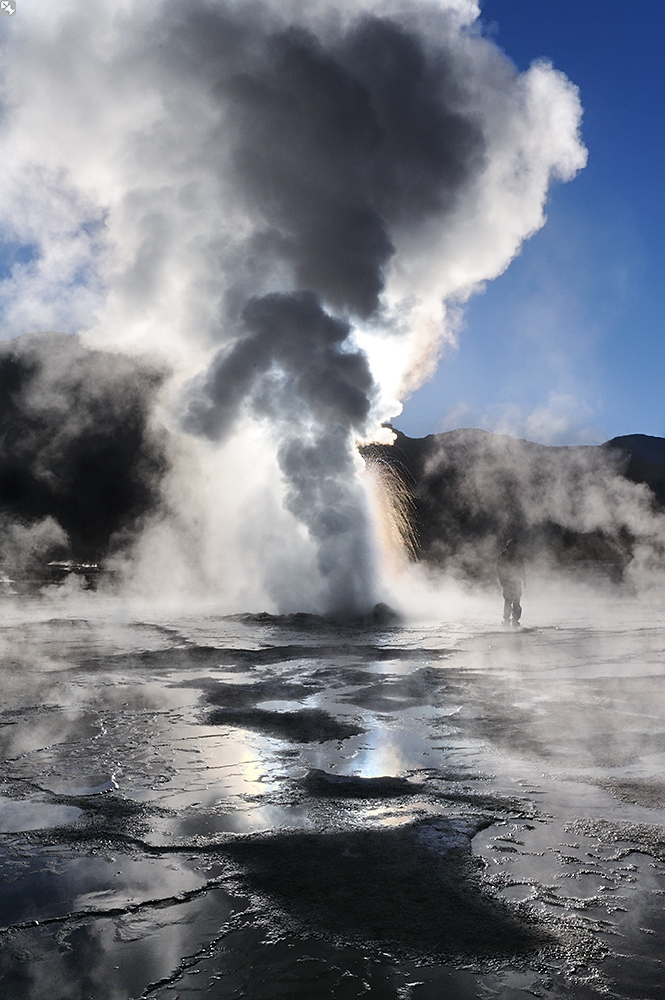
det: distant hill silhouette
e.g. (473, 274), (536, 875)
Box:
(362, 429), (665, 581)
(0, 332), (168, 580)
(606, 434), (665, 505)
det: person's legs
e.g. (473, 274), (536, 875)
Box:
(503, 584), (522, 623)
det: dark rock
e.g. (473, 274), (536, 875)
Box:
(208, 706), (364, 742)
(303, 768), (423, 798)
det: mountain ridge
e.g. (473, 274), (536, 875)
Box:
(362, 427), (665, 581)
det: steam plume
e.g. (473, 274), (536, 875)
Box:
(0, 332), (167, 568)
(0, 0), (586, 610)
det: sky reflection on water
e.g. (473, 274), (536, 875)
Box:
(2, 593), (665, 997)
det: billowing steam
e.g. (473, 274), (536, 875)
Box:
(0, 0), (586, 611)
(0, 332), (167, 575)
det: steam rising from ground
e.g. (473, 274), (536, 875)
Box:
(383, 430), (665, 596)
(0, 333), (167, 577)
(0, 0), (587, 611)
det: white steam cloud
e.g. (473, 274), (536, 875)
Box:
(0, 0), (586, 612)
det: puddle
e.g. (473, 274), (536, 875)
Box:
(0, 888), (241, 1000)
(39, 774), (120, 796)
(0, 847), (209, 927)
(0, 797), (82, 833)
(0, 711), (102, 761)
(3, 600), (665, 997)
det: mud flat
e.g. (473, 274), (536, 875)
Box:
(2, 593), (665, 998)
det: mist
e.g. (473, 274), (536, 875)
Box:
(372, 429), (665, 591)
(0, 0), (587, 611)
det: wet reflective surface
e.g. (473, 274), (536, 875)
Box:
(2, 589), (665, 997)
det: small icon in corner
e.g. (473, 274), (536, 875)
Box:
(0, 1), (16, 14)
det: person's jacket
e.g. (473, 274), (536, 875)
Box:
(497, 549), (525, 588)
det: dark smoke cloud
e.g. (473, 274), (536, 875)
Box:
(0, 332), (168, 572)
(185, 292), (373, 439)
(172, 2), (487, 609)
(163, 3), (485, 318)
(211, 13), (484, 316)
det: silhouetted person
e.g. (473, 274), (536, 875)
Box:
(497, 538), (526, 625)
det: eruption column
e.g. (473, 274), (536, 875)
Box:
(0, 0), (586, 611)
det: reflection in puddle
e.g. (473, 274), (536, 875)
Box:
(154, 803), (316, 840)
(40, 774), (119, 796)
(0, 847), (209, 928)
(2, 599), (665, 998)
(0, 711), (102, 760)
(0, 889), (240, 1000)
(0, 796), (82, 832)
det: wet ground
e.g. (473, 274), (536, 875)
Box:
(2, 588), (665, 998)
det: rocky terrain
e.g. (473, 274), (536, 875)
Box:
(363, 428), (665, 582)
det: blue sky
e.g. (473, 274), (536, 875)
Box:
(399, 0), (665, 444)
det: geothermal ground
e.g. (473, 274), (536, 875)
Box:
(2, 585), (665, 999)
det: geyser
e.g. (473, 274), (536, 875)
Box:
(0, 0), (586, 611)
